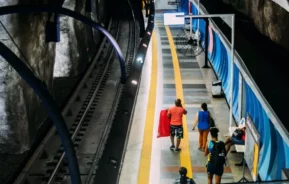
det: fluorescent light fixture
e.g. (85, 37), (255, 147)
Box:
(131, 80), (138, 85)
(137, 57), (143, 64)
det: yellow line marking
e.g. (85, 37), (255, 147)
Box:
(165, 25), (193, 178)
(137, 31), (158, 184)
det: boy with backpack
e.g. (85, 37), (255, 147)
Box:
(174, 167), (196, 184)
(204, 128), (227, 184)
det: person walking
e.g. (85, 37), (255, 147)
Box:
(174, 167), (196, 184)
(167, 99), (187, 152)
(204, 128), (226, 184)
(192, 103), (213, 152)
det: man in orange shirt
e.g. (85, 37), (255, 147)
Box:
(167, 99), (187, 152)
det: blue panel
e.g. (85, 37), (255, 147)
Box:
(268, 126), (289, 180)
(191, 3), (198, 29)
(191, 3), (289, 180)
(284, 142), (289, 167)
(207, 29), (216, 62)
(180, 0), (189, 14)
(244, 82), (273, 180)
(208, 31), (216, 60)
(210, 35), (230, 101)
(232, 64), (239, 121)
(191, 3), (206, 47)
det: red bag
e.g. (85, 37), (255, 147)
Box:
(157, 110), (171, 138)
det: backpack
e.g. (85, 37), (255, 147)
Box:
(173, 177), (195, 184)
(210, 141), (226, 168)
(232, 129), (244, 140)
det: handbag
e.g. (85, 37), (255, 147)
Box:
(232, 129), (243, 139)
(208, 111), (215, 127)
(209, 116), (215, 127)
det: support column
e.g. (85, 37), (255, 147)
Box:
(203, 18), (210, 68)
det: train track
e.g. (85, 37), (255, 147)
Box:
(14, 16), (136, 184)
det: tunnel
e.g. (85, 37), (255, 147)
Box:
(0, 0), (289, 183)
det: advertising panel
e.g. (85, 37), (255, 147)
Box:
(163, 12), (185, 25)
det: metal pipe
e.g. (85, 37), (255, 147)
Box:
(203, 18), (209, 68)
(229, 14), (235, 129)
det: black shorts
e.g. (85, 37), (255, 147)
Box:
(170, 125), (183, 139)
(207, 162), (224, 176)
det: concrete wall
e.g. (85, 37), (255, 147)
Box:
(222, 0), (289, 50)
(0, 0), (110, 153)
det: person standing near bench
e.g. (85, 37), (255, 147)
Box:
(167, 99), (187, 152)
(204, 128), (226, 184)
(192, 103), (213, 152)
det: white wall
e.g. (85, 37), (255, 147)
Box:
(272, 0), (289, 12)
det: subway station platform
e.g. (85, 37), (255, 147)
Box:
(118, 12), (252, 184)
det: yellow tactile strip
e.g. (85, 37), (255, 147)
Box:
(137, 30), (158, 184)
(165, 25), (193, 178)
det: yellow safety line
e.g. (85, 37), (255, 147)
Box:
(165, 25), (193, 178)
(137, 31), (158, 184)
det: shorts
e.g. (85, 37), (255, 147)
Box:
(170, 125), (183, 139)
(207, 162), (224, 176)
(231, 136), (245, 145)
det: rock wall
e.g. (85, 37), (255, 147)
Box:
(222, 0), (289, 50)
(0, 0), (110, 153)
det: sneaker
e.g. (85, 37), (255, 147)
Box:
(170, 145), (175, 150)
(175, 148), (181, 152)
(198, 148), (204, 152)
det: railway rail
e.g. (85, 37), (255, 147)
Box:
(14, 16), (136, 184)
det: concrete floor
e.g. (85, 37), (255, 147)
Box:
(119, 13), (252, 184)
